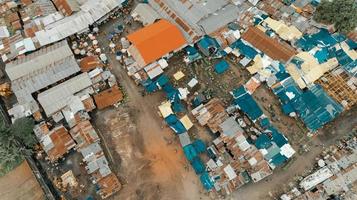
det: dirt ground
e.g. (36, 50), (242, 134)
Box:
(93, 71), (210, 200)
(0, 161), (45, 200)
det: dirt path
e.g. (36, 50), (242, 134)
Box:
(0, 161), (45, 200)
(92, 50), (209, 199)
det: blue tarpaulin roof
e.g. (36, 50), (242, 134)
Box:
(271, 153), (288, 167)
(165, 114), (179, 125)
(268, 126), (288, 148)
(346, 39), (357, 50)
(197, 35), (220, 50)
(314, 48), (329, 64)
(214, 60), (230, 74)
(197, 35), (222, 57)
(191, 157), (205, 174)
(192, 139), (206, 154)
(255, 134), (272, 149)
(232, 86), (263, 121)
(231, 39), (259, 59)
(296, 29), (339, 51)
(143, 75), (170, 93)
(232, 86), (247, 99)
(192, 96), (203, 108)
(142, 79), (158, 93)
(273, 77), (343, 132)
(165, 114), (186, 134)
(275, 63), (290, 82)
(183, 144), (198, 162)
(186, 45), (199, 55)
(156, 75), (169, 87)
(185, 45), (202, 62)
(172, 101), (185, 113)
(282, 103), (294, 115)
(200, 172), (214, 190)
(259, 118), (270, 129)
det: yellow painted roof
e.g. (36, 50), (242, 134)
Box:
(180, 115), (193, 130)
(264, 17), (302, 41)
(158, 101), (173, 118)
(173, 71), (185, 80)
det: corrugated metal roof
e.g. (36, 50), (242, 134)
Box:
(272, 77), (343, 132)
(132, 3), (160, 25)
(6, 40), (80, 104)
(38, 73), (92, 116)
(198, 4), (239, 34)
(242, 27), (297, 62)
(93, 85), (123, 109)
(6, 40), (75, 81)
(219, 117), (243, 137)
(35, 0), (120, 46)
(127, 19), (186, 66)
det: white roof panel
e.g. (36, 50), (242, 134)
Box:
(38, 73), (92, 116)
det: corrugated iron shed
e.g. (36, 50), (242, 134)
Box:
(242, 27), (297, 62)
(41, 125), (76, 162)
(37, 73), (92, 117)
(127, 19), (186, 67)
(94, 85), (123, 109)
(6, 40), (80, 104)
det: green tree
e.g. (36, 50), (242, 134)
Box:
(314, 0), (357, 34)
(0, 124), (24, 176)
(11, 117), (36, 148)
(0, 117), (36, 176)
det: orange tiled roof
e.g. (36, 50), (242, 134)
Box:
(127, 19), (186, 65)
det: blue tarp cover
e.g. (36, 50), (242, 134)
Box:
(232, 86), (263, 121)
(273, 78), (343, 132)
(230, 39), (259, 59)
(156, 75), (169, 87)
(269, 126), (288, 148)
(183, 144), (198, 162)
(192, 139), (206, 154)
(296, 29), (339, 51)
(255, 134), (272, 149)
(214, 60), (230, 74)
(314, 48), (329, 64)
(271, 153), (288, 167)
(191, 157), (205, 174)
(200, 172), (214, 190)
(165, 114), (178, 125)
(259, 118), (270, 129)
(165, 114), (186, 134)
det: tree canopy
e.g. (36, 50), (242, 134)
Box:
(0, 117), (36, 176)
(11, 117), (36, 148)
(314, 0), (357, 34)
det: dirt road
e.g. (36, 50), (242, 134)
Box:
(93, 51), (209, 200)
(0, 161), (45, 200)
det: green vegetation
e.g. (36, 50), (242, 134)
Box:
(0, 117), (36, 176)
(314, 0), (357, 34)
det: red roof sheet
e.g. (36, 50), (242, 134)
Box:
(94, 85), (123, 109)
(127, 19), (186, 65)
(242, 27), (297, 62)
